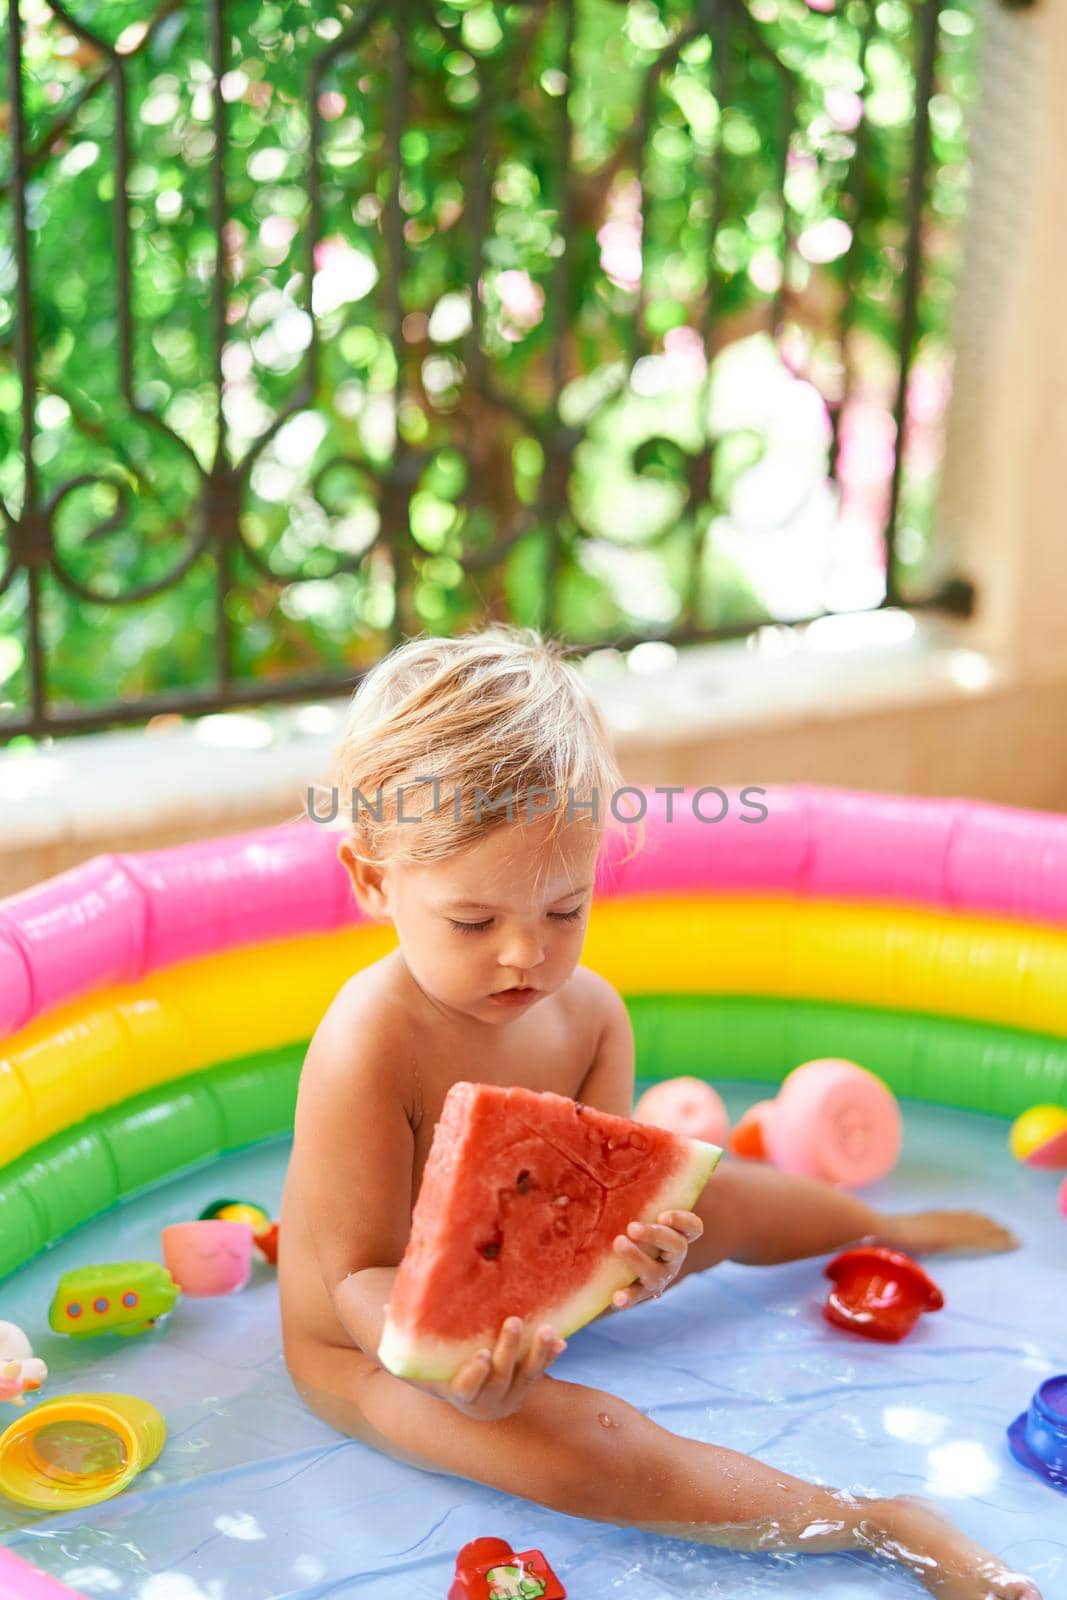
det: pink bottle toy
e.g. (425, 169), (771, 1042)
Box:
(730, 1059), (902, 1187)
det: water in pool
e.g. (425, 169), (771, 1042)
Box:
(1, 1087), (1064, 1599)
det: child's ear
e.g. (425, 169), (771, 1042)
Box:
(337, 841), (391, 921)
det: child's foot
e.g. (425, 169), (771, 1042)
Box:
(862, 1495), (1041, 1599)
(874, 1210), (1019, 1257)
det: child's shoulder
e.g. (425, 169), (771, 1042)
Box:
(301, 955), (410, 1089)
(566, 965), (629, 1031)
(556, 966), (632, 1070)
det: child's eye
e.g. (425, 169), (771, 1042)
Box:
(448, 907), (585, 935)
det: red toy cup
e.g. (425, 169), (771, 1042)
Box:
(823, 1246), (944, 1342)
(449, 1537), (566, 1599)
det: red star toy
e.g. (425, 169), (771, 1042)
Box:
(448, 1537), (566, 1599)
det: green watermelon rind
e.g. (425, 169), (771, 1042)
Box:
(377, 1138), (722, 1384)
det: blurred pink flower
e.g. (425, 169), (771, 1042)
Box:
(495, 269), (545, 342)
(663, 324), (707, 380)
(313, 234), (347, 271)
(798, 217), (852, 265)
(826, 88), (863, 132)
(905, 353), (953, 480)
(317, 91), (346, 122)
(260, 214), (298, 252)
(598, 176), (643, 292)
(837, 394), (896, 558)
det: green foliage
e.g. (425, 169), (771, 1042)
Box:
(0, 0), (982, 729)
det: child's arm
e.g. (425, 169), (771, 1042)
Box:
(291, 984), (566, 1417)
(572, 975), (636, 1120)
(289, 983), (416, 1359)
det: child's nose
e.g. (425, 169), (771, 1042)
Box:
(497, 928), (546, 970)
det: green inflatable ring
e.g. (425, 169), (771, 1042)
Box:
(1, 995), (1064, 1283)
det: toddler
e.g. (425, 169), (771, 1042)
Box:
(280, 624), (1040, 1600)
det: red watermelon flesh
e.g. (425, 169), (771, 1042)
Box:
(377, 1081), (722, 1382)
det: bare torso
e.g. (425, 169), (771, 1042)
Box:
(279, 949), (606, 1374)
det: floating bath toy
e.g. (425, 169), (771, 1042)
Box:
(823, 1246), (944, 1342)
(0, 1392), (166, 1511)
(49, 1263), (179, 1338)
(449, 1537), (566, 1599)
(1009, 1104), (1067, 1168)
(633, 1077), (730, 1147)
(0, 1321), (47, 1406)
(1007, 1374), (1067, 1493)
(161, 1219), (253, 1297)
(254, 1221), (280, 1264)
(199, 1197), (271, 1229)
(730, 1058), (902, 1187)
(200, 1199), (278, 1261)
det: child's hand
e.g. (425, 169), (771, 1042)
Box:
(610, 1209), (703, 1311)
(424, 1317), (566, 1422)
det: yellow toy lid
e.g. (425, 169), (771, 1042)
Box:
(0, 1392), (166, 1511)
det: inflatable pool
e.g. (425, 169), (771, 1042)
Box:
(0, 784), (1065, 1597)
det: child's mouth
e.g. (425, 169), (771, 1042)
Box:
(490, 986), (538, 1005)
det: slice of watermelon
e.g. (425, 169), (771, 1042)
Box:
(377, 1082), (722, 1383)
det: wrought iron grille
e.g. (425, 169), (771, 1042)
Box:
(0, 0), (1003, 741)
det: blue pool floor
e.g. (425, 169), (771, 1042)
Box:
(0, 1084), (1065, 1600)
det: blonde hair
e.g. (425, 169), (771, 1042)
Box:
(312, 623), (644, 870)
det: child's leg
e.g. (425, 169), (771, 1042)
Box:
(678, 1158), (1018, 1277)
(290, 1346), (1038, 1599)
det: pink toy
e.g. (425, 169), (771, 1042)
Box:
(730, 1059), (902, 1187)
(161, 1220), (253, 1297)
(0, 1321), (47, 1406)
(633, 1077), (729, 1148)
(0, 1546), (87, 1596)
(1059, 1176), (1067, 1220)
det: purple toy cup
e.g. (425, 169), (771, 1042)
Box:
(1007, 1374), (1067, 1493)
(161, 1220), (253, 1297)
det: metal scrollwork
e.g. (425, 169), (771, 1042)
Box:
(0, 0), (988, 737)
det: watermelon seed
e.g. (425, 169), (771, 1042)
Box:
(516, 1170), (531, 1193)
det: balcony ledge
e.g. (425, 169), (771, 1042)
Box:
(0, 612), (1020, 897)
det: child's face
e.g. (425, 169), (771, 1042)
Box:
(345, 814), (599, 1025)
